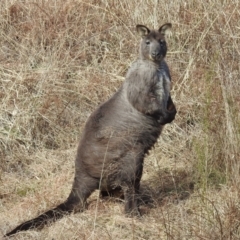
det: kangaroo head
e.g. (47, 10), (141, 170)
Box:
(136, 23), (172, 62)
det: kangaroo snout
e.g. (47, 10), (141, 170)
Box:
(151, 50), (161, 60)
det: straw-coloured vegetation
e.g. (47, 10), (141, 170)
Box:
(1, 0), (240, 239)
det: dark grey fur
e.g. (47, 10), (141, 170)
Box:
(5, 23), (176, 236)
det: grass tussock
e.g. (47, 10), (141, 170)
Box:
(1, 0), (240, 239)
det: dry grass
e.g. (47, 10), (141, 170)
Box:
(1, 0), (240, 239)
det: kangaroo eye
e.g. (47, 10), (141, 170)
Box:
(145, 40), (151, 45)
(160, 40), (165, 46)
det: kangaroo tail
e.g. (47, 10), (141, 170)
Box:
(5, 200), (76, 237)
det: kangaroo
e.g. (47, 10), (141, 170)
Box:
(5, 23), (176, 236)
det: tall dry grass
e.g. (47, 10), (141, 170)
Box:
(1, 0), (240, 239)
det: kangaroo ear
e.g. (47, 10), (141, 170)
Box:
(136, 25), (150, 37)
(159, 23), (172, 35)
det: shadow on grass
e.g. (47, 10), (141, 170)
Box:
(99, 168), (194, 213)
(139, 168), (194, 209)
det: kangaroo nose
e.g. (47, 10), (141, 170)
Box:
(151, 51), (160, 58)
